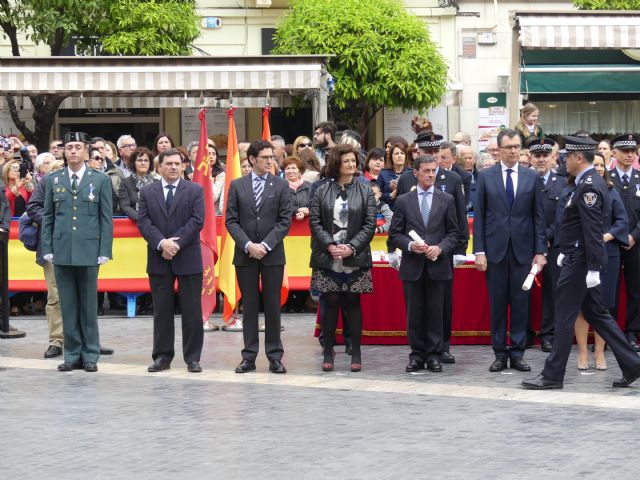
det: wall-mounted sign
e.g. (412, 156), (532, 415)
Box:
(478, 92), (507, 151)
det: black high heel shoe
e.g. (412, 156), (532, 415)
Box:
(322, 349), (335, 372)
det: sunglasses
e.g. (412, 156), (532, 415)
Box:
(298, 143), (312, 148)
(91, 156), (102, 161)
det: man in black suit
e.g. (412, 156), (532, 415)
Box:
(440, 141), (472, 209)
(225, 140), (293, 374)
(609, 134), (640, 351)
(474, 129), (547, 372)
(389, 156), (460, 373)
(137, 148), (205, 373)
(530, 138), (566, 352)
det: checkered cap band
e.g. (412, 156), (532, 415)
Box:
(416, 140), (442, 149)
(613, 140), (637, 150)
(529, 144), (553, 153)
(565, 143), (595, 152)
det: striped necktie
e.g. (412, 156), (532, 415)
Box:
(254, 176), (265, 207)
(421, 191), (431, 226)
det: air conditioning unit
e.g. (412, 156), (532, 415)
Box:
(255, 0), (272, 7)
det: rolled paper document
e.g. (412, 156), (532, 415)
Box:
(408, 230), (425, 246)
(522, 264), (540, 291)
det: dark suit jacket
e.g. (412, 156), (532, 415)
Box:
(25, 177), (47, 266)
(610, 167), (640, 240)
(137, 179), (205, 276)
(389, 189), (460, 282)
(225, 173), (293, 266)
(0, 179), (11, 231)
(396, 167), (469, 255)
(473, 163), (547, 264)
(451, 164), (472, 207)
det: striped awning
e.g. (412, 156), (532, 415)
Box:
(0, 56), (326, 97)
(516, 12), (640, 49)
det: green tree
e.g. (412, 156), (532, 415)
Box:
(0, 0), (200, 151)
(573, 0), (640, 7)
(272, 0), (448, 136)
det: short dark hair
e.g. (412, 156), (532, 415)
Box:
(314, 121), (336, 141)
(385, 143), (409, 170)
(247, 140), (273, 161)
(364, 148), (385, 173)
(325, 144), (358, 180)
(128, 146), (153, 171)
(413, 155), (438, 170)
(581, 150), (595, 163)
(91, 136), (106, 144)
(158, 147), (182, 164)
(440, 141), (456, 154)
(497, 129), (520, 147)
(152, 132), (176, 157)
(88, 146), (101, 158)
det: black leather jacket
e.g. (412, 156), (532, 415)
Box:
(309, 179), (376, 269)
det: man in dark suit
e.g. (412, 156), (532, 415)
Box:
(41, 132), (113, 373)
(137, 148), (205, 373)
(440, 141), (472, 208)
(473, 128), (547, 372)
(225, 140), (293, 374)
(397, 133), (469, 363)
(389, 156), (460, 373)
(609, 134), (640, 351)
(530, 137), (566, 352)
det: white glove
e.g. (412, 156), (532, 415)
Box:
(388, 251), (402, 271)
(43, 254), (53, 263)
(557, 253), (565, 267)
(97, 256), (110, 265)
(453, 254), (466, 267)
(586, 270), (600, 289)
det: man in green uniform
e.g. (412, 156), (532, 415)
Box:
(41, 132), (113, 372)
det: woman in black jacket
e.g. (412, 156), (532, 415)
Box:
(309, 144), (376, 372)
(117, 147), (156, 221)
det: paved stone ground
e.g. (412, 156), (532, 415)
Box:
(2, 313), (640, 479)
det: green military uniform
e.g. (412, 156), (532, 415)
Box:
(41, 165), (113, 365)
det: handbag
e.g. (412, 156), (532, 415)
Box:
(18, 212), (39, 251)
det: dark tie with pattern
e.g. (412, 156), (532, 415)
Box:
(505, 168), (514, 209)
(421, 191), (431, 227)
(71, 173), (78, 192)
(623, 173), (630, 190)
(254, 176), (264, 207)
(165, 184), (175, 210)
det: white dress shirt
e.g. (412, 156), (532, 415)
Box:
(501, 161), (519, 197)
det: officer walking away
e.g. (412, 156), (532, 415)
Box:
(41, 132), (113, 372)
(523, 136), (640, 390)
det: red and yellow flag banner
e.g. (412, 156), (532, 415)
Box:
(192, 108), (218, 321)
(219, 107), (242, 323)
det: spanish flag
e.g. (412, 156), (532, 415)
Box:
(262, 105), (289, 307)
(219, 107), (242, 322)
(192, 108), (218, 319)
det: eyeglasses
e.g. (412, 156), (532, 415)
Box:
(298, 143), (312, 148)
(257, 155), (275, 160)
(136, 158), (150, 163)
(122, 143), (137, 149)
(91, 156), (103, 161)
(500, 145), (521, 151)
(52, 144), (63, 149)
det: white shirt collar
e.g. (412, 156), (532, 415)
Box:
(68, 164), (86, 183)
(161, 177), (180, 189)
(501, 161), (519, 173)
(616, 165), (633, 177)
(417, 184), (435, 195)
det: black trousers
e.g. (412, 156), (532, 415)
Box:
(403, 267), (445, 362)
(149, 272), (203, 364)
(539, 247), (560, 341)
(236, 263), (284, 362)
(486, 246), (531, 359)
(618, 245), (640, 335)
(542, 251), (640, 382)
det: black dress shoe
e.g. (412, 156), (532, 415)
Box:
(44, 345), (63, 358)
(235, 359), (256, 373)
(541, 339), (553, 353)
(57, 361), (82, 372)
(83, 362), (98, 372)
(97, 307), (105, 316)
(100, 345), (114, 355)
(441, 351), (456, 364)
(522, 374), (563, 390)
(187, 361), (202, 373)
(269, 359), (287, 374)
(627, 335), (640, 352)
(510, 357), (531, 372)
(489, 357), (508, 372)
(148, 358), (171, 372)
(427, 359), (443, 372)
(613, 364), (640, 388)
(405, 360), (425, 372)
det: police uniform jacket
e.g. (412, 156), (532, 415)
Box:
(41, 167), (113, 266)
(539, 172), (567, 244)
(610, 167), (640, 241)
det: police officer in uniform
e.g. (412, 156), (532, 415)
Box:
(41, 132), (113, 372)
(529, 137), (566, 352)
(523, 136), (640, 389)
(609, 134), (640, 351)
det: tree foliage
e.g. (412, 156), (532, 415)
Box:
(573, 0), (640, 8)
(0, 0), (200, 150)
(272, 0), (448, 135)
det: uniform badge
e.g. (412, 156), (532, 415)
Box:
(585, 175), (592, 185)
(88, 184), (95, 202)
(61, 187), (65, 193)
(551, 176), (557, 182)
(635, 174), (639, 179)
(583, 192), (597, 207)
(611, 172), (616, 177)
(440, 185), (446, 192)
(440, 174), (445, 180)
(54, 177), (59, 185)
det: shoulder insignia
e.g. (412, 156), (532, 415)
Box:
(410, 185), (417, 192)
(440, 174), (445, 179)
(635, 174), (639, 179)
(551, 176), (557, 182)
(583, 192), (597, 207)
(54, 176), (59, 184)
(611, 172), (616, 177)
(585, 175), (592, 184)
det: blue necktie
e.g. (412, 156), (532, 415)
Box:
(421, 191), (431, 226)
(165, 184), (175, 210)
(505, 168), (514, 209)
